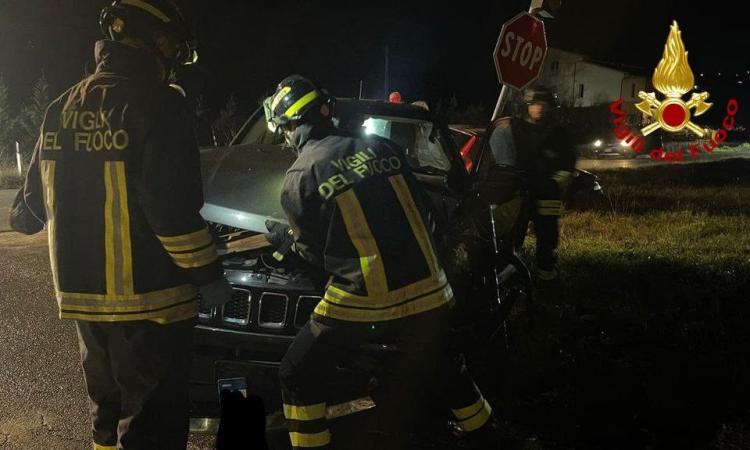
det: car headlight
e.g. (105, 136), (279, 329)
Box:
(620, 140), (629, 147)
(594, 139), (602, 148)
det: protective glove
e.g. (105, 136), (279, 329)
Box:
(198, 277), (234, 308)
(551, 170), (574, 194)
(264, 220), (291, 247)
(264, 220), (294, 261)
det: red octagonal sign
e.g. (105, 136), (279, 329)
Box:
(494, 12), (548, 91)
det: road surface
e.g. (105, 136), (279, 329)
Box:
(0, 232), (214, 449)
(577, 150), (750, 170)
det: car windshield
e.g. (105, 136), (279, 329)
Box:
(235, 108), (452, 173)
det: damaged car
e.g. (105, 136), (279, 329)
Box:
(189, 99), (536, 446)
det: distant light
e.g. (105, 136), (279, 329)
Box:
(718, 72), (722, 76)
(594, 139), (602, 148)
(739, 81), (744, 85)
(736, 73), (740, 77)
(700, 73), (704, 77)
(694, 85), (698, 89)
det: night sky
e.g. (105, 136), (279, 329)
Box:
(1, 0), (748, 129)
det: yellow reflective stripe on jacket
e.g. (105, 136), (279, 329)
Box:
(158, 227), (214, 252)
(537, 199), (563, 216)
(104, 162), (116, 294)
(288, 430), (331, 448)
(93, 443), (117, 450)
(452, 396), (486, 420)
(61, 299), (197, 325)
(169, 245), (218, 269)
(115, 163), (134, 295)
(58, 284), (197, 311)
(335, 190), (388, 297)
(314, 283), (452, 322)
(538, 208), (563, 216)
(324, 270), (448, 309)
(283, 90), (319, 119)
(103, 162), (134, 296)
(157, 226), (212, 244)
(283, 403), (327, 421)
(157, 227), (218, 269)
(388, 174), (439, 276)
(456, 398), (492, 432)
(42, 160), (60, 292)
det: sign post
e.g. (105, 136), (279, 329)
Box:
(15, 141), (22, 175)
(491, 3), (553, 120)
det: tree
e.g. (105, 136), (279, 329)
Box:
(211, 95), (239, 147)
(13, 71), (50, 159)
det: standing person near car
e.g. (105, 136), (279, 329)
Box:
(488, 85), (577, 281)
(264, 75), (502, 450)
(9, 1), (233, 448)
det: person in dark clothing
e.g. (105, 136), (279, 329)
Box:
(488, 86), (577, 281)
(263, 75), (500, 449)
(10, 1), (233, 448)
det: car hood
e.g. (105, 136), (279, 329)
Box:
(200, 144), (294, 233)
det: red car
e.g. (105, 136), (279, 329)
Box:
(449, 124), (484, 174)
(449, 122), (603, 203)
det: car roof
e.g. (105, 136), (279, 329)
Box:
(335, 98), (433, 121)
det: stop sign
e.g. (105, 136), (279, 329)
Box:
(494, 12), (548, 91)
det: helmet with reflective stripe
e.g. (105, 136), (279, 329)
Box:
(99, 0), (198, 66)
(264, 75), (332, 130)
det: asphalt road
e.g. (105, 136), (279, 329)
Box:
(0, 232), (214, 449)
(577, 150), (750, 170)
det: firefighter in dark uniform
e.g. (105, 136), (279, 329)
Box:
(9, 1), (233, 448)
(263, 75), (499, 449)
(489, 86), (577, 281)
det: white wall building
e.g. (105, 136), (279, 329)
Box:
(537, 48), (649, 124)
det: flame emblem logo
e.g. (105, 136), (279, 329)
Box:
(636, 21), (712, 137)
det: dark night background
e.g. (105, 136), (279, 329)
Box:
(1, 0), (748, 141)
(2, 2), (750, 449)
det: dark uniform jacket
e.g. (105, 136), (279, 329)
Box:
(489, 117), (577, 217)
(11, 40), (221, 324)
(280, 121), (452, 322)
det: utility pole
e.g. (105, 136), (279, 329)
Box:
(384, 44), (390, 99)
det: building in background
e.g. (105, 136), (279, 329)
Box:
(537, 48), (649, 125)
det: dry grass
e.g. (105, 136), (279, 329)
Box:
(502, 158), (750, 449)
(0, 163), (23, 190)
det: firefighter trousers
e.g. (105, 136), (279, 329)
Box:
(530, 176), (564, 275)
(75, 318), (195, 450)
(279, 304), (493, 450)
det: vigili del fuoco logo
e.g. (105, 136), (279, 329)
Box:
(610, 21), (739, 162)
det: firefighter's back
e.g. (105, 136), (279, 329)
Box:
(37, 41), (212, 324)
(295, 131), (453, 322)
